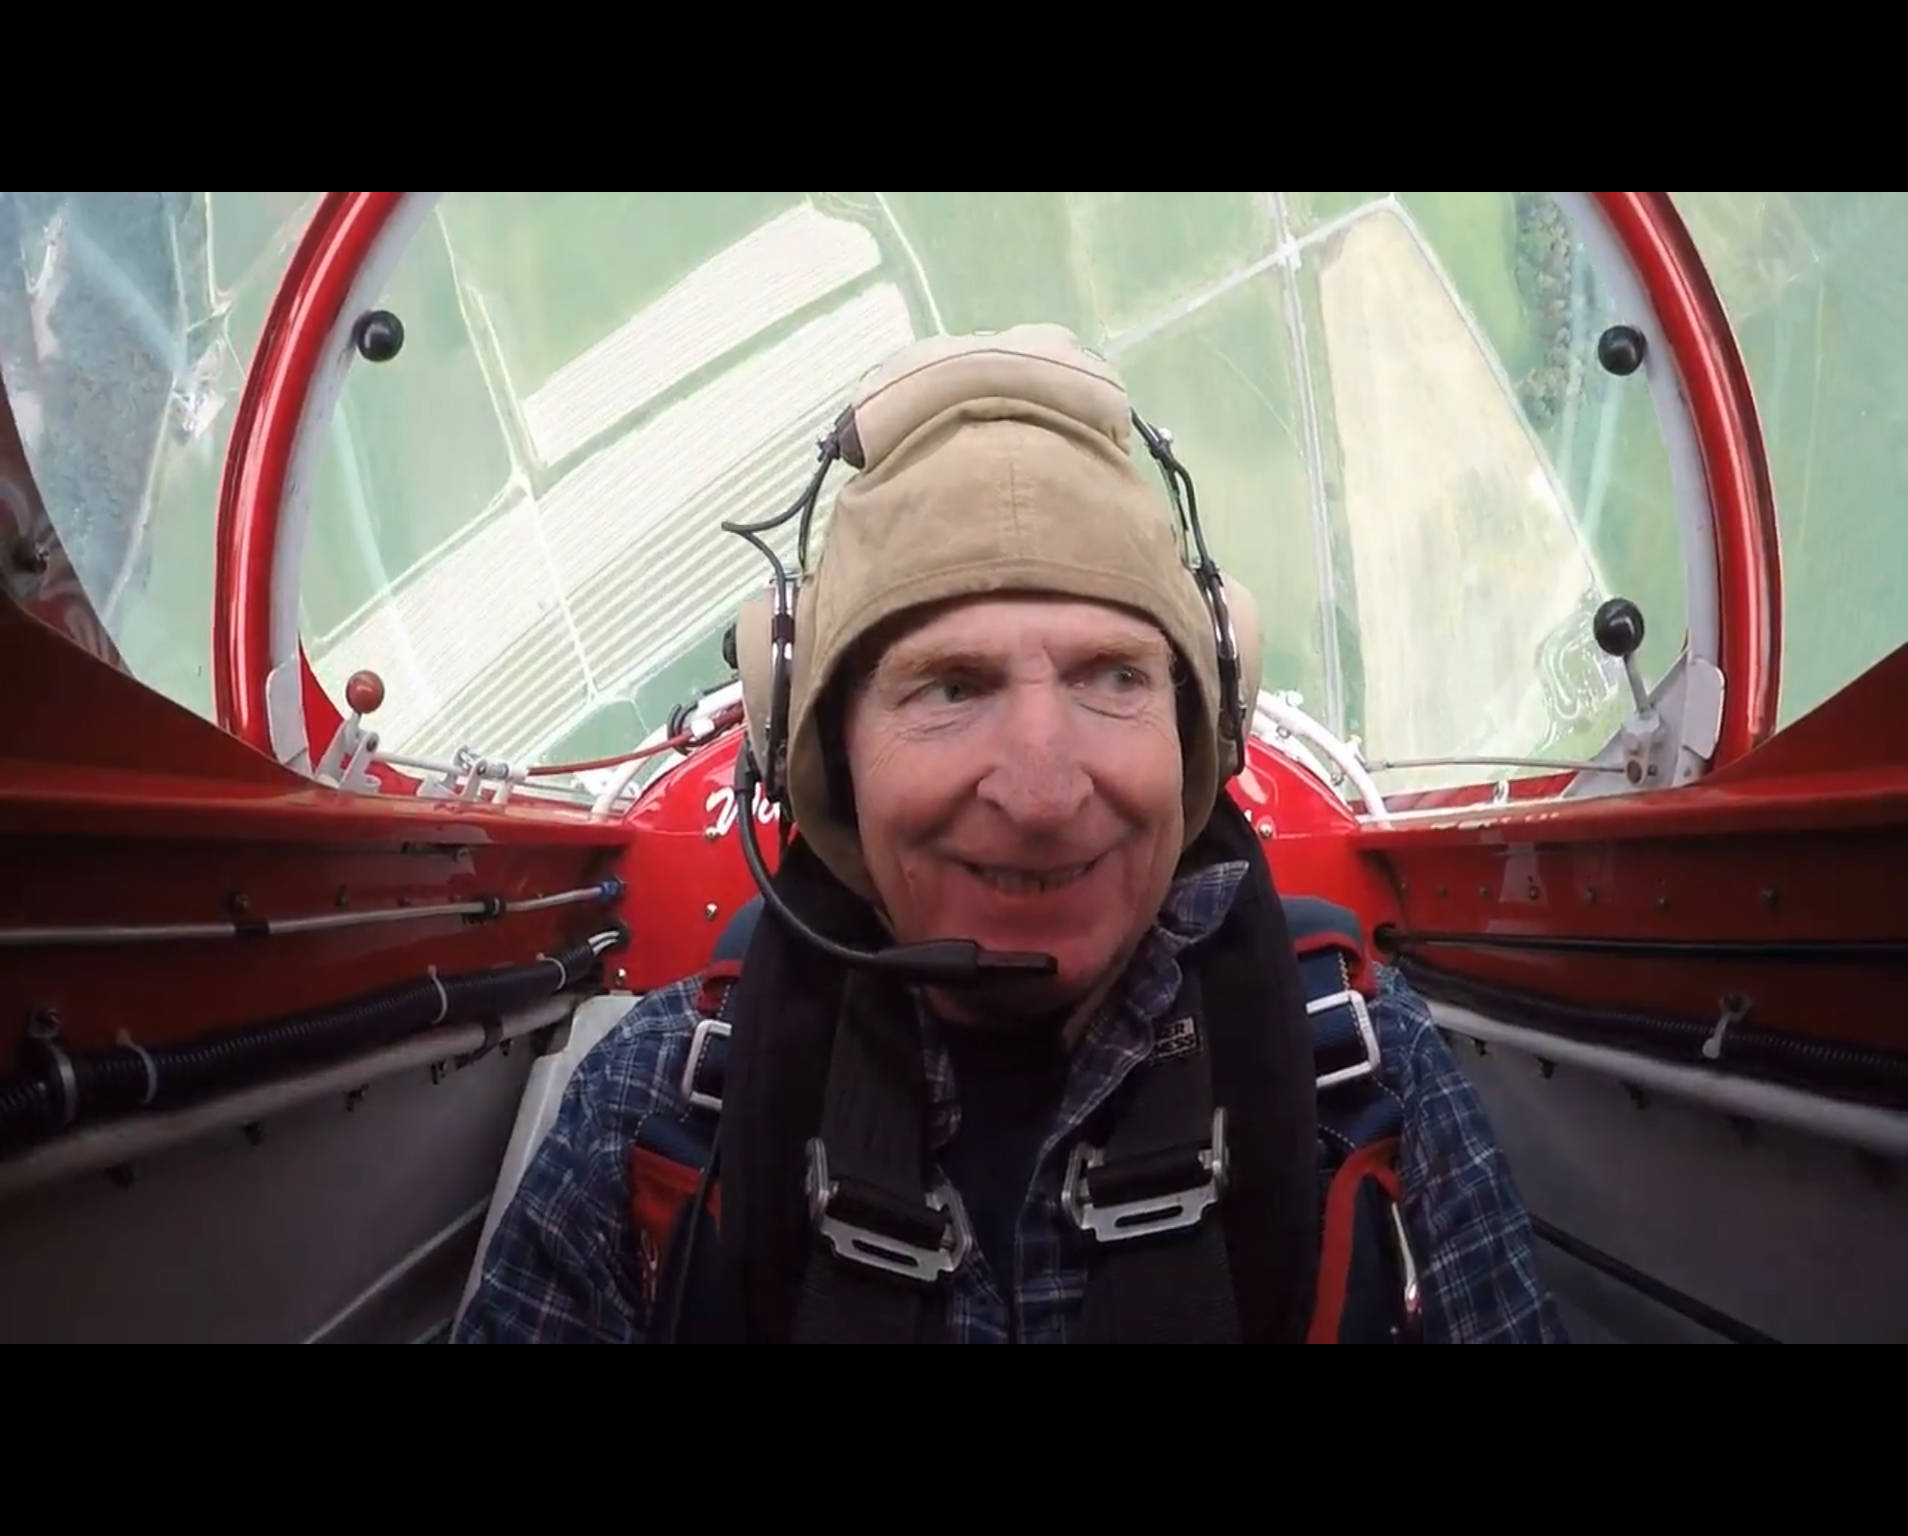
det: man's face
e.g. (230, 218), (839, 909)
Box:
(842, 595), (1186, 1018)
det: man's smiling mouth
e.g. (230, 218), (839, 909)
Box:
(960, 856), (1102, 894)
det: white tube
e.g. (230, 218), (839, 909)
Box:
(0, 883), (614, 947)
(303, 1195), (492, 1345)
(689, 679), (744, 722)
(0, 995), (572, 1203)
(1431, 1001), (1908, 1158)
(453, 991), (637, 1328)
(588, 680), (746, 818)
(1252, 708), (1336, 788)
(1253, 690), (1392, 823)
(374, 753), (594, 805)
(589, 731), (679, 817)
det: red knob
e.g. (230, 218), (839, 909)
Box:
(345, 670), (385, 715)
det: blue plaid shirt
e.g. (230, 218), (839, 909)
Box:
(455, 861), (1565, 1344)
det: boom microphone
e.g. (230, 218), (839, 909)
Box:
(730, 747), (1058, 987)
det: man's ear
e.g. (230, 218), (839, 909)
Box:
(732, 584), (781, 780)
(1170, 647), (1201, 773)
(815, 673), (859, 826)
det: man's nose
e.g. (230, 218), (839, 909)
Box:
(975, 684), (1092, 827)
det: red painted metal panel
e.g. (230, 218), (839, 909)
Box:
(1355, 644), (1908, 1053)
(0, 834), (626, 1068)
(2, 598), (630, 1071)
(617, 724), (1399, 991)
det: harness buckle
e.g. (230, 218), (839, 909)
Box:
(680, 1017), (728, 1113)
(1310, 987), (1381, 1089)
(1388, 1200), (1424, 1343)
(1381, 1198), (1427, 1343)
(1062, 1107), (1229, 1243)
(803, 1138), (973, 1284)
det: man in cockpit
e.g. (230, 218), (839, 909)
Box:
(454, 324), (1565, 1344)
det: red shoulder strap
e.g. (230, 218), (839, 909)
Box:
(629, 1145), (722, 1316)
(628, 957), (735, 1313)
(1290, 926), (1375, 996)
(1307, 1135), (1401, 1344)
(695, 957), (743, 1017)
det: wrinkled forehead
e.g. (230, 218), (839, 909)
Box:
(856, 593), (1178, 683)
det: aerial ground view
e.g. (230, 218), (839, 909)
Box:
(2, 191), (1902, 805)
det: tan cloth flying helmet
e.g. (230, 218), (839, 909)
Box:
(733, 323), (1261, 903)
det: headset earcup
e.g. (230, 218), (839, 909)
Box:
(1220, 574), (1262, 770)
(733, 586), (779, 783)
(734, 581), (811, 796)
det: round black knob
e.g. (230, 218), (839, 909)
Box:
(354, 310), (405, 363)
(721, 623), (738, 670)
(1598, 324), (1646, 377)
(1593, 597), (1645, 659)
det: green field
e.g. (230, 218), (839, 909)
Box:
(7, 189), (1906, 799)
(439, 192), (801, 396)
(1285, 192), (1386, 233)
(1677, 192), (1908, 725)
(1118, 266), (1326, 712)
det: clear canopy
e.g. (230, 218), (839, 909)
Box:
(3, 192), (1901, 797)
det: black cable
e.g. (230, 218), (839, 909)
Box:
(1394, 951), (1908, 1105)
(0, 927), (627, 1154)
(1530, 1216), (1780, 1344)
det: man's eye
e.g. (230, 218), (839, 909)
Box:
(1085, 663), (1146, 692)
(926, 677), (976, 705)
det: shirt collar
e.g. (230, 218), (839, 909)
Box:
(921, 858), (1251, 1148)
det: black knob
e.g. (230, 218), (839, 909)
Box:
(354, 309), (405, 363)
(1597, 324), (1646, 376)
(1593, 597), (1645, 659)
